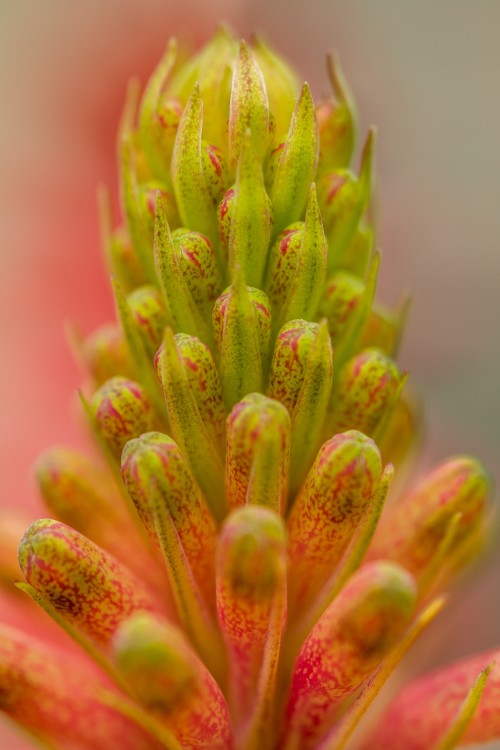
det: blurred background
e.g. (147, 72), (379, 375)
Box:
(1, 1), (499, 747)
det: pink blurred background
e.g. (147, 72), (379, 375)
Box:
(1, 1), (499, 747)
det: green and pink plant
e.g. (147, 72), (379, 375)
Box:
(0, 26), (497, 750)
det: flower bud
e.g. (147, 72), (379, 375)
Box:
(264, 140), (285, 187)
(265, 222), (304, 308)
(270, 184), (327, 334)
(378, 387), (421, 468)
(223, 129), (273, 288)
(107, 225), (148, 291)
(170, 228), (223, 321)
(35, 447), (161, 587)
(269, 320), (333, 494)
(268, 320), (318, 412)
(229, 40), (272, 169)
(143, 96), (183, 180)
(287, 430), (382, 611)
(284, 562), (416, 749)
(154, 193), (213, 345)
(90, 376), (155, 459)
(226, 393), (291, 514)
(212, 273), (271, 409)
(201, 141), (229, 206)
(319, 271), (364, 342)
(218, 187), (235, 255)
(171, 83), (219, 243)
(126, 284), (168, 358)
(172, 333), (226, 452)
(364, 650), (500, 750)
(269, 83), (319, 233)
(342, 220), (374, 278)
(98, 186), (147, 292)
(138, 180), (179, 236)
(169, 25), (237, 145)
(113, 613), (233, 750)
(317, 128), (374, 273)
(329, 348), (401, 439)
(320, 255), (380, 374)
(158, 329), (225, 521)
(360, 296), (410, 356)
(316, 52), (356, 173)
(121, 431), (217, 605)
(216, 507), (286, 729)
(19, 520), (165, 650)
(251, 35), (300, 137)
(120, 137), (157, 283)
(138, 38), (180, 181)
(0, 624), (158, 750)
(368, 457), (490, 581)
(81, 322), (135, 386)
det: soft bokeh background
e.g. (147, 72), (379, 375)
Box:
(1, 1), (499, 747)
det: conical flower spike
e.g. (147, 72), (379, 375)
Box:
(269, 83), (319, 233)
(368, 457), (490, 583)
(213, 271), (271, 410)
(229, 40), (271, 170)
(121, 431), (217, 606)
(269, 319), (333, 495)
(18, 519), (166, 651)
(283, 561), (417, 749)
(328, 347), (401, 439)
(364, 649), (500, 749)
(113, 613), (233, 750)
(225, 393), (291, 513)
(222, 129), (273, 287)
(4, 29), (496, 750)
(0, 624), (160, 750)
(287, 430), (382, 612)
(35, 446), (164, 591)
(216, 507), (287, 742)
(90, 376), (157, 459)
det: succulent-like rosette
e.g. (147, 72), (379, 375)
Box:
(0, 25), (496, 750)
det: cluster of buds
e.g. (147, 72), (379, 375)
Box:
(0, 26), (497, 750)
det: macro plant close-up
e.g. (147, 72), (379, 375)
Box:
(1, 5), (500, 750)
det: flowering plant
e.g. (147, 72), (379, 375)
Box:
(0, 26), (497, 750)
